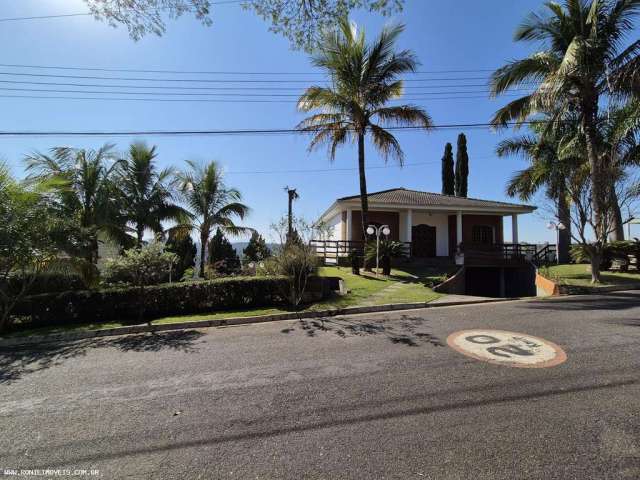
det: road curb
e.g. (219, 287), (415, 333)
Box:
(0, 297), (517, 348)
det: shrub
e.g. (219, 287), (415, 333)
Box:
(7, 272), (86, 295)
(14, 276), (289, 328)
(365, 240), (406, 275)
(571, 240), (640, 269)
(102, 242), (178, 287)
(264, 244), (318, 306)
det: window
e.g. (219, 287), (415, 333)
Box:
(472, 225), (494, 244)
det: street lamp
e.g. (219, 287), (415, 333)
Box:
(546, 221), (566, 264)
(366, 224), (391, 276)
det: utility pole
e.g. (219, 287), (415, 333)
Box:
(284, 187), (299, 241)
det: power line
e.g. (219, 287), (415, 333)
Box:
(0, 71), (494, 83)
(0, 62), (498, 76)
(0, 86), (530, 97)
(0, 121), (548, 138)
(0, 79), (523, 91)
(0, 93), (521, 103)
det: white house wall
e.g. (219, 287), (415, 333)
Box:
(411, 212), (450, 256)
(325, 212), (343, 241)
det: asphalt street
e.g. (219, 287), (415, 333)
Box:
(1, 292), (639, 479)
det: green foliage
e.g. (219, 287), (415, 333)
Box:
(364, 240), (406, 263)
(264, 244), (318, 306)
(165, 232), (197, 280)
(243, 231), (271, 262)
(0, 169), (62, 332)
(115, 142), (188, 245)
(297, 18), (431, 239)
(208, 228), (240, 275)
(441, 142), (455, 195)
(14, 277), (289, 327)
(175, 160), (250, 277)
(571, 240), (640, 267)
(455, 133), (469, 197)
(102, 242), (178, 287)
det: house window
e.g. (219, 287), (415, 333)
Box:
(472, 225), (494, 244)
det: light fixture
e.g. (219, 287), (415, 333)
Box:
(366, 226), (375, 235)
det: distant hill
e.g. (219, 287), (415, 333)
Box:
(232, 242), (279, 257)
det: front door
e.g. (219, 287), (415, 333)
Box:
(412, 224), (436, 257)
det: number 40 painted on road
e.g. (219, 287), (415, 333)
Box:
(447, 330), (567, 368)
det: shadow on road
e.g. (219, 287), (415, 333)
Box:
(518, 291), (640, 312)
(24, 377), (638, 469)
(281, 314), (444, 347)
(0, 330), (204, 385)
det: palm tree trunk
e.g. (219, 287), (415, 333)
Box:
(609, 188), (625, 241)
(357, 132), (369, 242)
(199, 230), (208, 278)
(582, 98), (605, 283)
(136, 224), (144, 247)
(557, 185), (571, 264)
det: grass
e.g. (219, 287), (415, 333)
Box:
(4, 264), (454, 339)
(545, 264), (640, 287)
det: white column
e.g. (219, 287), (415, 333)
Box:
(456, 210), (463, 246)
(406, 209), (413, 242)
(346, 209), (353, 241)
(512, 214), (519, 244)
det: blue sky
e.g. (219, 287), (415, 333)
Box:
(1, 0), (638, 242)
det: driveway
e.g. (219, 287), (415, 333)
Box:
(1, 292), (639, 479)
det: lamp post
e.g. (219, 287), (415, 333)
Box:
(546, 221), (566, 264)
(366, 224), (390, 276)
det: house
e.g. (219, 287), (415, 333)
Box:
(315, 188), (536, 264)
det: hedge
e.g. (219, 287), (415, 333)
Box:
(7, 272), (86, 296)
(14, 276), (289, 327)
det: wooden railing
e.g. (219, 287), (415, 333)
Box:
(310, 240), (411, 264)
(461, 243), (539, 266)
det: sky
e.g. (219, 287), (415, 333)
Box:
(1, 0), (639, 243)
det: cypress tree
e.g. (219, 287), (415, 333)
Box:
(441, 143), (455, 195)
(208, 228), (240, 273)
(243, 231), (272, 261)
(455, 133), (469, 197)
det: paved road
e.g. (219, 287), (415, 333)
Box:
(1, 292), (639, 479)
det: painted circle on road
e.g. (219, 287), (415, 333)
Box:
(447, 329), (567, 368)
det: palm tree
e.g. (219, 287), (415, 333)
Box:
(175, 160), (251, 277)
(497, 122), (579, 263)
(490, 0), (640, 282)
(115, 142), (189, 245)
(297, 18), (432, 241)
(24, 144), (123, 267)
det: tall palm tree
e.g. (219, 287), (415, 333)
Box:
(115, 142), (189, 245)
(490, 0), (640, 282)
(175, 160), (250, 277)
(24, 144), (122, 266)
(497, 122), (579, 263)
(297, 18), (433, 241)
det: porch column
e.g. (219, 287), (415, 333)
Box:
(406, 209), (413, 243)
(512, 214), (519, 244)
(456, 210), (463, 247)
(346, 209), (353, 241)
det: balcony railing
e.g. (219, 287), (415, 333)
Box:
(461, 243), (556, 266)
(310, 240), (411, 264)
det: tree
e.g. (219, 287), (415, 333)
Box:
(497, 121), (579, 263)
(441, 143), (455, 195)
(208, 228), (240, 274)
(0, 166), (60, 333)
(175, 160), (250, 277)
(24, 144), (123, 271)
(455, 133), (469, 197)
(84, 0), (403, 50)
(243, 231), (271, 261)
(115, 142), (189, 245)
(297, 18), (432, 241)
(285, 187), (299, 242)
(490, 0), (640, 283)
(102, 242), (178, 321)
(165, 231), (197, 280)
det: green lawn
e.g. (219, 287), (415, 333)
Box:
(4, 264), (453, 338)
(545, 264), (640, 287)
